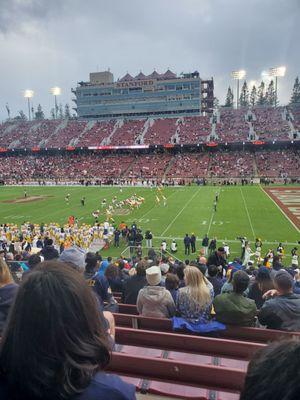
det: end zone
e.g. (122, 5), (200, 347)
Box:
(262, 187), (300, 232)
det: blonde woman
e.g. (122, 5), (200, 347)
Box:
(0, 259), (18, 334)
(176, 266), (214, 322)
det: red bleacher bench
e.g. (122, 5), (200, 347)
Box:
(108, 352), (245, 398)
(113, 312), (300, 343)
(115, 326), (265, 360)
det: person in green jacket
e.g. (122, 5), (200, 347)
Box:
(213, 270), (257, 326)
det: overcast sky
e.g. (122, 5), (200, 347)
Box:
(0, 0), (299, 120)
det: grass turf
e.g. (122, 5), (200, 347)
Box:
(0, 185), (299, 264)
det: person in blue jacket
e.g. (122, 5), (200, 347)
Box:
(0, 261), (136, 400)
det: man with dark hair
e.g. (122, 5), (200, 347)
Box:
(213, 270), (256, 326)
(122, 261), (148, 304)
(240, 340), (300, 400)
(258, 269), (300, 331)
(40, 239), (59, 260)
(207, 265), (225, 296)
(207, 247), (227, 275)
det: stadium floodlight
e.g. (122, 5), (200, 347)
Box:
(231, 70), (246, 80)
(50, 86), (61, 119)
(23, 89), (34, 120)
(231, 70), (246, 109)
(269, 66), (286, 77)
(268, 66), (286, 107)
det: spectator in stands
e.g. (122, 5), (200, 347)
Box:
(137, 266), (176, 318)
(207, 265), (225, 296)
(59, 245), (86, 273)
(175, 263), (185, 288)
(98, 256), (112, 276)
(84, 252), (100, 280)
(84, 253), (118, 313)
(27, 254), (42, 271)
(221, 268), (238, 294)
(272, 255), (284, 272)
(22, 254), (42, 280)
(0, 261), (135, 400)
(207, 247), (227, 276)
(240, 340), (300, 400)
(148, 247), (157, 263)
(258, 269), (300, 330)
(0, 259), (18, 335)
(165, 273), (180, 303)
(213, 270), (257, 326)
(40, 238), (59, 260)
(105, 264), (124, 292)
(293, 269), (300, 294)
(160, 262), (170, 284)
(122, 261), (147, 304)
(176, 266), (213, 322)
(248, 266), (274, 309)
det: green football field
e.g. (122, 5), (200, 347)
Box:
(0, 185), (299, 264)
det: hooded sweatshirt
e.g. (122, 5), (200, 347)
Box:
(137, 286), (175, 318)
(258, 293), (300, 331)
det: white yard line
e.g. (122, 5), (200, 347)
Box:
(260, 185), (300, 234)
(239, 187), (256, 239)
(160, 188), (201, 237)
(207, 209), (215, 236)
(153, 236), (299, 245)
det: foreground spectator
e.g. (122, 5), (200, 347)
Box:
(213, 270), (257, 326)
(137, 266), (175, 318)
(240, 340), (300, 400)
(207, 247), (227, 275)
(0, 259), (18, 335)
(122, 261), (147, 304)
(176, 266), (213, 322)
(248, 266), (274, 309)
(59, 245), (86, 273)
(207, 264), (225, 296)
(258, 269), (300, 330)
(105, 264), (124, 292)
(0, 262), (135, 400)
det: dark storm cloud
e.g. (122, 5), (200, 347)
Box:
(0, 0), (64, 33)
(0, 0), (299, 119)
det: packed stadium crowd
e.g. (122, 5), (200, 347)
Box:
(0, 218), (300, 398)
(0, 149), (299, 184)
(0, 105), (299, 149)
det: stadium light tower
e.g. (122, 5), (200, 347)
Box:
(268, 66), (286, 107)
(24, 90), (34, 121)
(231, 70), (246, 108)
(50, 87), (61, 118)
